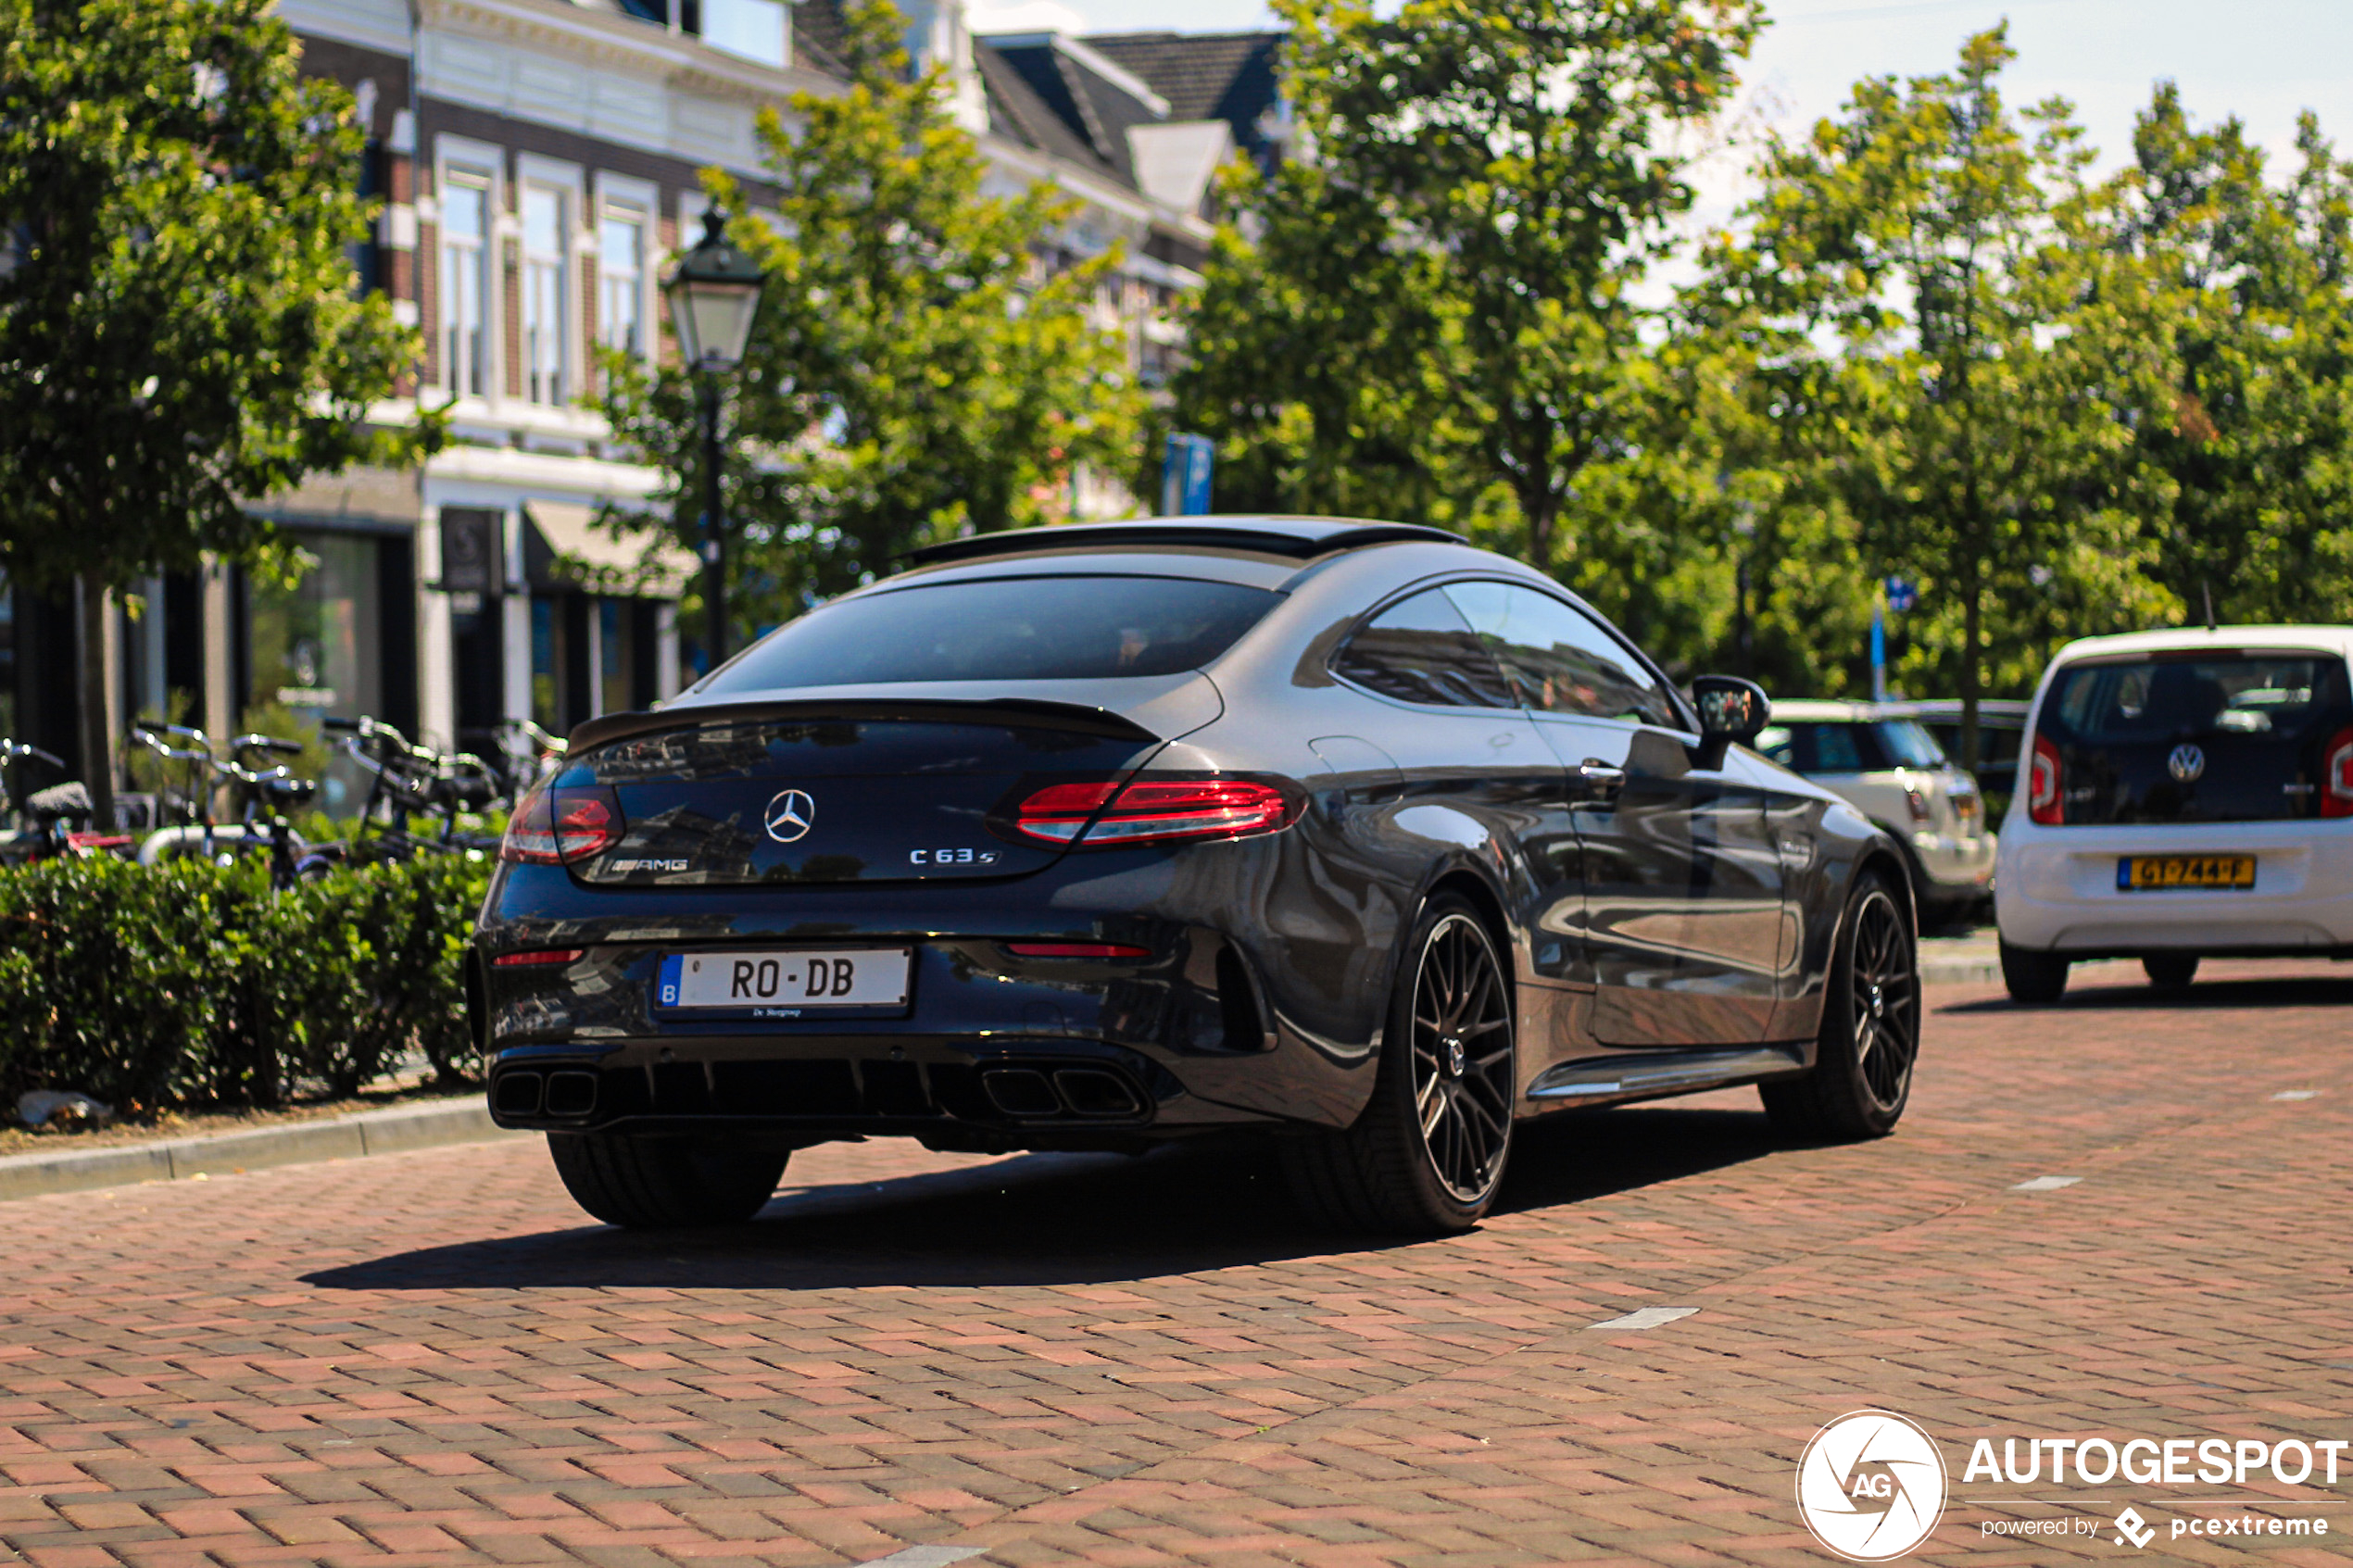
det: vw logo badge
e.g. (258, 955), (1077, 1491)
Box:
(2168, 744), (2206, 784)
(762, 789), (816, 843)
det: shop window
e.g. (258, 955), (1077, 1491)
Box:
(598, 598), (635, 716)
(441, 174), (491, 395)
(531, 596), (562, 732)
(244, 533), (384, 814)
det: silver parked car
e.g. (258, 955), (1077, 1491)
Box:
(1756, 699), (1996, 924)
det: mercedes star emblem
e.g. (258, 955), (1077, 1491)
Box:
(762, 788), (816, 843)
(2168, 744), (2206, 784)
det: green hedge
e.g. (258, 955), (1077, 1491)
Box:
(0, 855), (487, 1110)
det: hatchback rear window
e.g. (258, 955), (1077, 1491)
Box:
(704, 574), (1281, 691)
(2038, 653), (2353, 824)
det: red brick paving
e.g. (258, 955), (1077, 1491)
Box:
(3, 963), (2351, 1566)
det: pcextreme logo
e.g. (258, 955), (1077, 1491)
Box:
(1796, 1411), (1949, 1562)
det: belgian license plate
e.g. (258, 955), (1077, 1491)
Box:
(2117, 855), (2256, 891)
(656, 949), (912, 1012)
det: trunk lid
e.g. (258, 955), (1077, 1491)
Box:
(558, 685), (1211, 886)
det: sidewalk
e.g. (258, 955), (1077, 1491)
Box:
(0, 1095), (522, 1202)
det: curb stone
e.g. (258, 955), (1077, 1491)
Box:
(0, 1097), (524, 1203)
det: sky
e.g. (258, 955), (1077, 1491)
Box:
(966, 0), (2353, 232)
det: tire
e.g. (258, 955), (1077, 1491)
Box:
(1762, 872), (1919, 1142)
(2143, 954), (2199, 989)
(1282, 895), (1515, 1235)
(2000, 940), (2070, 1004)
(547, 1133), (788, 1229)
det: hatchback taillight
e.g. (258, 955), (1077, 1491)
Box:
(499, 785), (626, 863)
(1009, 776), (1299, 847)
(2027, 734), (2064, 826)
(2322, 727), (2353, 818)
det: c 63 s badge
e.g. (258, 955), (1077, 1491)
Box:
(910, 847), (1000, 866)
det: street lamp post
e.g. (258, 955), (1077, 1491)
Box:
(662, 207), (766, 670)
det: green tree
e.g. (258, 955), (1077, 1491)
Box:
(1171, 0), (1762, 571)
(1690, 29), (2176, 765)
(2109, 89), (2353, 624)
(0, 0), (427, 820)
(598, 0), (1143, 649)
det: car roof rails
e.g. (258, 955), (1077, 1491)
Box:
(903, 516), (1466, 569)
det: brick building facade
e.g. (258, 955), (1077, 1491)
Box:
(0, 0), (1280, 811)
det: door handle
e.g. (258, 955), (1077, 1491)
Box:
(1574, 759), (1628, 798)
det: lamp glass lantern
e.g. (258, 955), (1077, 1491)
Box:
(663, 208), (766, 371)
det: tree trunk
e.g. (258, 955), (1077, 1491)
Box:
(1958, 567), (1982, 774)
(76, 571), (118, 830)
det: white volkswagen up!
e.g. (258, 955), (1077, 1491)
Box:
(1996, 625), (2353, 1000)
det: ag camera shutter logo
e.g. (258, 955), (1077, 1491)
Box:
(1797, 1410), (1949, 1561)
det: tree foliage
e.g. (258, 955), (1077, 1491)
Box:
(0, 0), (423, 590)
(598, 0), (1145, 649)
(1171, 0), (1762, 571)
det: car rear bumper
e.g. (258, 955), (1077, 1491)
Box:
(1912, 828), (1997, 892)
(484, 1032), (1289, 1150)
(1995, 822), (2353, 951)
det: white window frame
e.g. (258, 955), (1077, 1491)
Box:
(595, 172), (660, 365)
(516, 155), (584, 410)
(433, 142), (501, 401)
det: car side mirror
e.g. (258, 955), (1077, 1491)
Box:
(1688, 675), (1769, 770)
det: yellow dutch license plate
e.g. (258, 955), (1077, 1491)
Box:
(2117, 855), (2256, 891)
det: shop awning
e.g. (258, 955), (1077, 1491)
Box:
(523, 500), (698, 598)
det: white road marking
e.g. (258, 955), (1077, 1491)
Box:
(1588, 1306), (1698, 1331)
(2272, 1089), (2321, 1101)
(2011, 1175), (2081, 1191)
(860, 1549), (986, 1568)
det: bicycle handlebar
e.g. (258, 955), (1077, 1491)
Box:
(1, 741), (66, 771)
(231, 734), (304, 759)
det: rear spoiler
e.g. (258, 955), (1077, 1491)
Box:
(566, 696), (1161, 755)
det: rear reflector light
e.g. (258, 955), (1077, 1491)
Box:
(1004, 942), (1151, 959)
(499, 785), (627, 864)
(494, 948), (585, 968)
(2323, 726), (2353, 818)
(2027, 734), (2063, 825)
(1904, 787), (1931, 824)
(1010, 776), (1298, 847)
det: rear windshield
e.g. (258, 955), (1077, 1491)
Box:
(2039, 653), (2353, 823)
(1757, 720), (1948, 773)
(704, 574), (1281, 691)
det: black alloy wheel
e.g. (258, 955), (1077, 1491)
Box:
(1763, 872), (1919, 1141)
(1408, 911), (1516, 1203)
(1283, 895), (1516, 1233)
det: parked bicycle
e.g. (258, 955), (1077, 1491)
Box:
(308, 715), (503, 870)
(131, 724), (316, 890)
(0, 740), (130, 864)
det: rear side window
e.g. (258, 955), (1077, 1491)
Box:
(1758, 721), (1877, 772)
(1332, 588), (1516, 709)
(704, 574), (1281, 691)
(1441, 582), (1678, 727)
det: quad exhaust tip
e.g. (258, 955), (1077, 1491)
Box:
(980, 1066), (1142, 1119)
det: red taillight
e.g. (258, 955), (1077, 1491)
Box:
(2322, 726), (2353, 818)
(2027, 734), (2063, 826)
(499, 785), (625, 863)
(1010, 776), (1298, 848)
(494, 948), (585, 968)
(1003, 942), (1152, 959)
